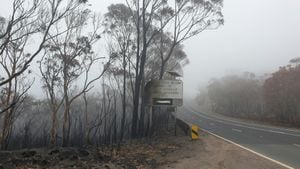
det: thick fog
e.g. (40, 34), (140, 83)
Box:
(183, 0), (300, 97)
(1, 0), (300, 98)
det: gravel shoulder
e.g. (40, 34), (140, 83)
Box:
(158, 132), (285, 169)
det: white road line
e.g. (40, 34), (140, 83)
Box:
(189, 110), (300, 137)
(294, 144), (300, 148)
(232, 128), (242, 132)
(201, 128), (294, 169)
(269, 130), (286, 135)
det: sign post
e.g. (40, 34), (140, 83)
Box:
(174, 107), (177, 136)
(144, 80), (183, 136)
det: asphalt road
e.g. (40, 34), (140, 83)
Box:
(177, 107), (300, 169)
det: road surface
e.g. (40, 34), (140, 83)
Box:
(177, 107), (300, 169)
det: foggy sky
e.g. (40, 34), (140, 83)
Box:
(183, 0), (300, 97)
(1, 0), (300, 98)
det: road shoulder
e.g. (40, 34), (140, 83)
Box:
(159, 132), (286, 169)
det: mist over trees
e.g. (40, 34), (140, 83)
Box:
(0, 0), (95, 150)
(0, 0), (224, 150)
(197, 58), (300, 127)
(263, 59), (300, 125)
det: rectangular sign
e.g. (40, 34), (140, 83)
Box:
(144, 80), (183, 107)
(150, 80), (183, 99)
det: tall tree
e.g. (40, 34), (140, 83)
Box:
(0, 0), (87, 150)
(154, 0), (224, 79)
(125, 0), (224, 137)
(40, 6), (105, 146)
(104, 3), (135, 142)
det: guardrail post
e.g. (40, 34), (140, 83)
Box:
(191, 125), (200, 140)
(174, 107), (177, 136)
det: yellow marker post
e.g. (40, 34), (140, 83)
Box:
(191, 125), (199, 140)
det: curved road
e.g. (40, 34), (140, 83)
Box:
(177, 107), (300, 169)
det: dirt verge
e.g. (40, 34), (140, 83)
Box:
(158, 131), (285, 169)
(0, 131), (285, 169)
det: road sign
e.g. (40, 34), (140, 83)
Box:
(151, 80), (183, 99)
(144, 80), (183, 106)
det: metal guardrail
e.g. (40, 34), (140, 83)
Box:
(175, 117), (190, 136)
(172, 114), (200, 140)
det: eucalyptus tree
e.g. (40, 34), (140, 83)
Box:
(104, 0), (223, 138)
(104, 3), (135, 142)
(0, 0), (89, 150)
(39, 5), (105, 146)
(124, 0), (224, 138)
(154, 0), (224, 79)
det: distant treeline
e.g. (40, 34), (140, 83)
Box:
(197, 59), (300, 127)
